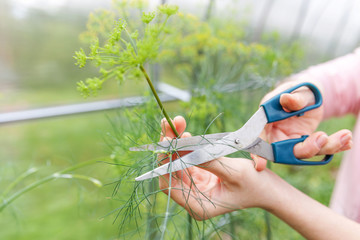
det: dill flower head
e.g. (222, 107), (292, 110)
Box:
(141, 11), (156, 24)
(158, 4), (179, 16)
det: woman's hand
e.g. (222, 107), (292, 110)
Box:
(252, 81), (353, 171)
(158, 116), (276, 220)
(157, 117), (360, 240)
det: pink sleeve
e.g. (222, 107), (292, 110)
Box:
(292, 48), (360, 119)
(292, 48), (360, 222)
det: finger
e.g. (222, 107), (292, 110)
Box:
(161, 116), (187, 139)
(338, 140), (353, 152)
(197, 157), (255, 182)
(173, 132), (192, 158)
(161, 131), (192, 155)
(196, 157), (229, 180)
(182, 131), (192, 138)
(161, 118), (176, 139)
(318, 130), (352, 155)
(280, 86), (315, 112)
(158, 132), (193, 180)
(158, 133), (192, 164)
(174, 116), (186, 136)
(251, 154), (267, 171)
(293, 132), (328, 159)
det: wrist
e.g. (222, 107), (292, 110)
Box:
(250, 168), (288, 210)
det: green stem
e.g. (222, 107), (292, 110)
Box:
(265, 161), (272, 240)
(229, 213), (236, 239)
(0, 159), (101, 212)
(187, 213), (193, 239)
(139, 64), (179, 137)
(0, 175), (54, 212)
(140, 65), (193, 239)
(125, 28), (138, 55)
(160, 155), (173, 240)
(1, 167), (38, 199)
(265, 210), (272, 240)
(146, 178), (160, 240)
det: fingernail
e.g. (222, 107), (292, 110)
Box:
(342, 141), (353, 151)
(316, 135), (327, 148)
(341, 133), (351, 145)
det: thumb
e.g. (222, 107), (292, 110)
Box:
(198, 157), (255, 180)
(280, 86), (315, 112)
(197, 157), (234, 179)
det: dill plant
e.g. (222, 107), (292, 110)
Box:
(74, 1), (304, 239)
(74, 3), (180, 136)
(74, 2), (194, 238)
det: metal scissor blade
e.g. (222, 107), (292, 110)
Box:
(130, 132), (230, 152)
(135, 138), (240, 181)
(136, 137), (276, 181)
(242, 137), (274, 161)
(224, 107), (268, 150)
(135, 108), (269, 181)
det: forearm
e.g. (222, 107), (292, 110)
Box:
(262, 170), (360, 240)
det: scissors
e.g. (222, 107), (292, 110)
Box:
(131, 82), (333, 181)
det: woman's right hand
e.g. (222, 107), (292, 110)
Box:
(252, 81), (353, 171)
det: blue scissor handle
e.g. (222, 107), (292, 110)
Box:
(272, 135), (333, 165)
(260, 82), (322, 123)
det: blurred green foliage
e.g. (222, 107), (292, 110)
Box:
(4, 9), (87, 88)
(0, 113), (121, 239)
(70, 1), (329, 239)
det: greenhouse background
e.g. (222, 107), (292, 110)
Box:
(0, 0), (359, 239)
